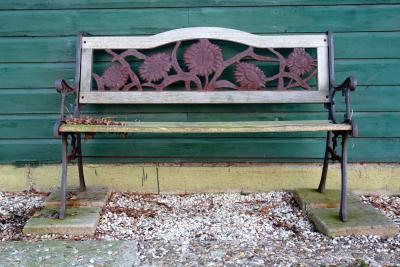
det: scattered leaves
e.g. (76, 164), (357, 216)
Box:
(65, 116), (122, 126)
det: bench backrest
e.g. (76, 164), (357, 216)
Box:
(76, 27), (331, 104)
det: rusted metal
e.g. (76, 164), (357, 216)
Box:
(74, 33), (87, 194)
(318, 32), (358, 222)
(59, 134), (68, 219)
(77, 134), (86, 192)
(340, 132), (349, 222)
(54, 79), (76, 138)
(92, 39), (317, 91)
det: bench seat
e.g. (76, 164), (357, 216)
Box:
(59, 120), (352, 133)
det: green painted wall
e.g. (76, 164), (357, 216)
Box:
(0, 1), (399, 164)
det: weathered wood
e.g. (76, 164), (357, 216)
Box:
(1, 6), (399, 36)
(317, 46), (329, 91)
(79, 91), (330, 104)
(1, 138), (399, 164)
(80, 48), (93, 93)
(2, 1), (399, 10)
(1, 2), (397, 165)
(0, 86), (397, 114)
(3, 111), (399, 139)
(59, 120), (351, 133)
(1, 33), (399, 63)
(82, 28), (327, 49)
(79, 28), (329, 103)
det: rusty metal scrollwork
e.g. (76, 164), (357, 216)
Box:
(92, 39), (317, 91)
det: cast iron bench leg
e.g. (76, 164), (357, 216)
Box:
(339, 132), (349, 222)
(59, 134), (68, 219)
(77, 134), (86, 192)
(318, 131), (332, 193)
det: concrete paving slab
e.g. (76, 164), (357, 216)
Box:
(23, 207), (101, 236)
(294, 188), (399, 237)
(0, 240), (138, 267)
(294, 188), (359, 209)
(45, 188), (111, 208)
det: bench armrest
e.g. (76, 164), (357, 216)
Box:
(56, 79), (75, 94)
(54, 79), (76, 137)
(330, 76), (358, 137)
(334, 76), (357, 93)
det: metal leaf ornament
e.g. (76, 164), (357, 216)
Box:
(234, 62), (267, 90)
(287, 48), (314, 77)
(139, 53), (172, 82)
(93, 64), (130, 91)
(183, 39), (223, 76)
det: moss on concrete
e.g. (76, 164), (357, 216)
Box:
(295, 189), (399, 237)
(23, 207), (101, 235)
(294, 188), (359, 209)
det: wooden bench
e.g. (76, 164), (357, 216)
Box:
(54, 27), (357, 221)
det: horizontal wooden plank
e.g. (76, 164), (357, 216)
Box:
(0, 112), (398, 139)
(2, 1), (400, 10)
(79, 91), (330, 104)
(82, 28), (327, 49)
(0, 59), (397, 89)
(1, 32), (399, 63)
(0, 6), (399, 37)
(0, 86), (398, 114)
(0, 8), (189, 37)
(0, 138), (399, 164)
(188, 6), (400, 34)
(334, 32), (400, 59)
(59, 120), (351, 133)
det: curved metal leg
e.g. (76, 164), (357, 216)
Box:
(59, 134), (68, 219)
(77, 134), (86, 192)
(339, 133), (349, 222)
(318, 131), (332, 193)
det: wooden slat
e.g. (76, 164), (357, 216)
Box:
(1, 33), (399, 63)
(4, 111), (400, 139)
(1, 138), (399, 164)
(0, 6), (399, 36)
(0, 86), (397, 114)
(317, 46), (329, 91)
(79, 91), (329, 104)
(59, 120), (351, 133)
(82, 27), (327, 49)
(80, 48), (93, 93)
(2, 1), (399, 10)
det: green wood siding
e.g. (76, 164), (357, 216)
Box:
(0, 1), (399, 163)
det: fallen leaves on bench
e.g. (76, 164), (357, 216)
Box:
(65, 116), (122, 126)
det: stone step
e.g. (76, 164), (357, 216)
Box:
(23, 207), (101, 236)
(294, 188), (399, 237)
(45, 188), (111, 208)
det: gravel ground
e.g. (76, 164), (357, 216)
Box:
(1, 191), (399, 266)
(0, 191), (46, 241)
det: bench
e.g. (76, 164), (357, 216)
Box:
(54, 27), (357, 221)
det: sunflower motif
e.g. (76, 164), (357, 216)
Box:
(139, 53), (172, 82)
(184, 39), (223, 76)
(234, 62), (267, 90)
(100, 64), (130, 91)
(286, 48), (314, 76)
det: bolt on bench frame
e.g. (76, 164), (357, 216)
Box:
(54, 27), (358, 221)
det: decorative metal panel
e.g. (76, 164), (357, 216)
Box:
(91, 39), (317, 92)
